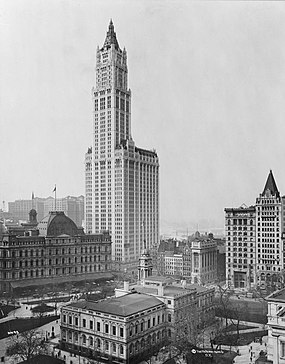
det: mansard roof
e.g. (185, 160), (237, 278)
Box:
(37, 211), (81, 237)
(262, 170), (280, 198)
(102, 19), (120, 51)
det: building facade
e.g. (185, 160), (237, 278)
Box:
(225, 205), (256, 289)
(164, 252), (183, 276)
(157, 233), (218, 284)
(225, 170), (283, 290)
(8, 196), (84, 227)
(0, 211), (112, 293)
(266, 289), (285, 364)
(85, 21), (159, 268)
(60, 293), (167, 364)
(256, 170), (283, 287)
(189, 238), (217, 285)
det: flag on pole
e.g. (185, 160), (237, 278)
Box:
(53, 185), (56, 192)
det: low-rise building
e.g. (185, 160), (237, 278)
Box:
(60, 292), (167, 364)
(266, 289), (285, 363)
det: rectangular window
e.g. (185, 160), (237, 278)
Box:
(97, 322), (101, 331)
(281, 342), (285, 358)
(63, 314), (66, 323)
(69, 316), (72, 325)
(112, 326), (116, 335)
(120, 327), (124, 337)
(75, 317), (78, 326)
(82, 319), (86, 328)
(105, 323), (109, 334)
(90, 321), (93, 330)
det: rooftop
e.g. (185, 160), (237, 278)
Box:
(67, 292), (164, 316)
(266, 288), (285, 302)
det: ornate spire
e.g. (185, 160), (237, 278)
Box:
(262, 170), (280, 198)
(102, 19), (120, 50)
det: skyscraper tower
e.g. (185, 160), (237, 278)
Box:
(85, 21), (159, 270)
(256, 170), (283, 286)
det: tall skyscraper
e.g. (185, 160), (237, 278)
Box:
(256, 170), (283, 286)
(225, 170), (283, 290)
(85, 21), (159, 269)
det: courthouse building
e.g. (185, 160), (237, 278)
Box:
(60, 293), (167, 364)
(85, 21), (159, 270)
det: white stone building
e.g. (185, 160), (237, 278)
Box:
(85, 21), (159, 270)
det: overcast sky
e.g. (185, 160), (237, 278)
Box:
(1, 0), (285, 232)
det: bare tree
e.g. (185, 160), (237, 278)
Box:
(6, 329), (48, 362)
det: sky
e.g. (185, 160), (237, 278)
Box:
(1, 0), (285, 233)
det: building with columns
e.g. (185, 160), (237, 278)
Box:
(60, 293), (167, 364)
(266, 288), (285, 363)
(85, 21), (159, 270)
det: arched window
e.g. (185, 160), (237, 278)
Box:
(105, 341), (109, 351)
(152, 333), (156, 343)
(129, 343), (133, 354)
(135, 321), (139, 334)
(135, 341), (139, 352)
(82, 334), (86, 345)
(147, 335), (151, 346)
(89, 336), (93, 346)
(129, 323), (133, 336)
(157, 331), (161, 341)
(74, 332), (78, 342)
(119, 345), (123, 355)
(97, 338), (101, 349)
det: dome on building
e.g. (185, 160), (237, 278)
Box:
(37, 211), (81, 237)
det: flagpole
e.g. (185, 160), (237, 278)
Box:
(54, 185), (57, 211)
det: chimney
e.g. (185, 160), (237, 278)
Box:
(123, 281), (129, 292)
(157, 283), (164, 296)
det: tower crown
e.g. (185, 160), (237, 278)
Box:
(262, 170), (280, 198)
(102, 19), (120, 51)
